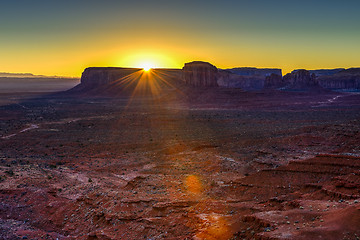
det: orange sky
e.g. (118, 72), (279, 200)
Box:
(1, 1), (359, 77)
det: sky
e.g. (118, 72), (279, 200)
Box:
(0, 0), (359, 77)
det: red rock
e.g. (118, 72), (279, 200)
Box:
(182, 61), (219, 87)
(283, 69), (319, 89)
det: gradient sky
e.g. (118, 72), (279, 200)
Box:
(1, 0), (359, 77)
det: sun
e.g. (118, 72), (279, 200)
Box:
(141, 63), (153, 71)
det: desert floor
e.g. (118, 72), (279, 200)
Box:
(0, 90), (360, 239)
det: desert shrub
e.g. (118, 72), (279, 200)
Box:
(5, 170), (14, 176)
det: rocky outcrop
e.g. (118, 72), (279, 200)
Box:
(80, 67), (141, 88)
(218, 67), (282, 90)
(182, 61), (218, 87)
(283, 69), (318, 89)
(317, 68), (360, 90)
(217, 70), (265, 90)
(264, 74), (284, 89)
(226, 67), (282, 77)
(308, 68), (345, 77)
(67, 67), (184, 96)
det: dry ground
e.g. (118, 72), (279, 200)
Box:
(0, 90), (360, 239)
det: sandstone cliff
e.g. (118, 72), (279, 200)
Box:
(226, 67), (282, 77)
(219, 67), (282, 90)
(217, 70), (265, 90)
(308, 68), (345, 77)
(67, 67), (183, 96)
(317, 68), (360, 90)
(182, 61), (219, 87)
(283, 69), (318, 89)
(264, 74), (284, 89)
(80, 67), (141, 88)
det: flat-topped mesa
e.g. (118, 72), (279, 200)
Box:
(308, 68), (345, 77)
(182, 61), (219, 87)
(317, 68), (360, 90)
(226, 67), (282, 77)
(80, 67), (141, 87)
(218, 67), (283, 90)
(283, 69), (318, 89)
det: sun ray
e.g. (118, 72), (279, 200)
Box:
(140, 62), (154, 72)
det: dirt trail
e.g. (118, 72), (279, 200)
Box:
(1, 124), (39, 139)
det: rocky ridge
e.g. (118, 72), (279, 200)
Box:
(317, 68), (360, 90)
(67, 64), (360, 95)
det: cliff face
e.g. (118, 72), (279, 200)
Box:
(68, 67), (184, 96)
(226, 67), (282, 77)
(317, 68), (360, 90)
(182, 61), (219, 87)
(283, 69), (318, 89)
(308, 68), (345, 77)
(80, 67), (141, 88)
(264, 74), (284, 89)
(218, 67), (282, 90)
(217, 70), (265, 90)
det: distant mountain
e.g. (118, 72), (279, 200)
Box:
(0, 72), (80, 93)
(0, 72), (78, 79)
(0, 72), (36, 78)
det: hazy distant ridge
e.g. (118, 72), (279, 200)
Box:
(0, 72), (78, 79)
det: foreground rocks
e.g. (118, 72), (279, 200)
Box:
(0, 90), (360, 239)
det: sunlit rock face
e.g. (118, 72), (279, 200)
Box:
(264, 73), (285, 89)
(183, 61), (219, 87)
(80, 67), (141, 87)
(283, 69), (318, 89)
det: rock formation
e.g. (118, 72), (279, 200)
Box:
(317, 68), (360, 90)
(67, 67), (184, 96)
(218, 67), (282, 90)
(70, 65), (360, 95)
(283, 68), (360, 90)
(264, 73), (284, 89)
(217, 70), (264, 90)
(308, 68), (345, 77)
(80, 67), (141, 88)
(226, 67), (282, 77)
(283, 69), (318, 89)
(182, 61), (219, 87)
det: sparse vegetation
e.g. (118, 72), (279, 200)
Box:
(5, 170), (14, 176)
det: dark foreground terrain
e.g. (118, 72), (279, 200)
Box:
(0, 90), (360, 239)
